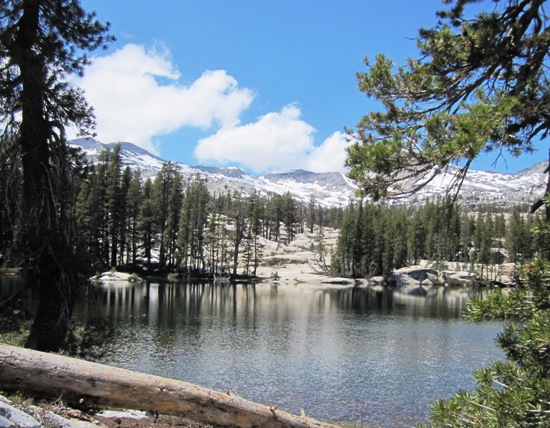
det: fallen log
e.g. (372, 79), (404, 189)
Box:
(0, 344), (338, 428)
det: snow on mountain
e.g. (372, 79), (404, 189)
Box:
(260, 170), (358, 207)
(70, 137), (165, 173)
(413, 162), (545, 207)
(69, 137), (545, 208)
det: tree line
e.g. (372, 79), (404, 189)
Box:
(331, 198), (544, 279)
(0, 143), (344, 278)
(2, 141), (542, 282)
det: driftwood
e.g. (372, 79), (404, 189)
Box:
(0, 344), (338, 428)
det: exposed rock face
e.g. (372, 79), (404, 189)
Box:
(390, 263), (518, 291)
(391, 267), (441, 295)
(441, 271), (478, 287)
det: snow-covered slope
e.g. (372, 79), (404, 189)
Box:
(412, 162), (545, 207)
(69, 137), (545, 208)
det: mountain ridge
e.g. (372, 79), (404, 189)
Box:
(69, 137), (546, 208)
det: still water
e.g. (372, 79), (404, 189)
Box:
(74, 281), (503, 427)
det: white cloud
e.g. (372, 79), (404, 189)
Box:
(304, 131), (352, 173)
(194, 104), (315, 173)
(71, 43), (254, 154)
(195, 105), (352, 174)
(71, 43), (350, 173)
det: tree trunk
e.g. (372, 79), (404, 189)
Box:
(13, 0), (78, 352)
(0, 344), (338, 428)
(23, 253), (76, 352)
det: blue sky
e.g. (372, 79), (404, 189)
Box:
(75, 0), (547, 175)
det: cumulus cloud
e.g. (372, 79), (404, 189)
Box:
(195, 104), (351, 174)
(71, 43), (350, 173)
(304, 131), (352, 173)
(194, 104), (314, 173)
(71, 44), (254, 154)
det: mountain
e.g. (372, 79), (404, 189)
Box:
(69, 137), (546, 208)
(72, 137), (166, 172)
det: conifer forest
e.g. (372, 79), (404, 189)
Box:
(1, 142), (542, 282)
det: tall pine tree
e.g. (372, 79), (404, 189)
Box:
(0, 0), (113, 350)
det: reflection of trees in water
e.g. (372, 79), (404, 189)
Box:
(55, 279), (503, 427)
(66, 281), (491, 362)
(327, 286), (485, 319)
(87, 282), (260, 347)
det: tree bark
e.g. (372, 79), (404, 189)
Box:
(12, 0), (78, 352)
(0, 344), (339, 428)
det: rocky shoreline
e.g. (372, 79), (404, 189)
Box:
(0, 393), (214, 428)
(85, 227), (516, 291)
(252, 228), (517, 290)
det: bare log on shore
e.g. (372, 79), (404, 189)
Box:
(0, 344), (339, 428)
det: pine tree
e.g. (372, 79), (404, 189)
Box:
(459, 213), (475, 265)
(391, 209), (409, 271)
(229, 193), (247, 276)
(178, 177), (210, 273)
(407, 208), (427, 265)
(0, 0), (113, 351)
(163, 165), (183, 270)
(332, 201), (362, 277)
(308, 195), (316, 234)
(139, 179), (155, 269)
(76, 163), (107, 270)
(281, 192), (297, 244)
(351, 201), (365, 277)
(125, 169), (142, 266)
(347, 0), (550, 207)
(494, 213), (507, 242)
(153, 162), (178, 270)
(245, 194), (264, 276)
(106, 144), (123, 267)
(117, 166), (132, 265)
(266, 194), (283, 242)
(507, 207), (531, 264)
(95, 149), (111, 264)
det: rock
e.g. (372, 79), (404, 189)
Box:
(391, 267), (440, 295)
(39, 410), (101, 428)
(91, 271), (143, 284)
(354, 278), (369, 288)
(498, 275), (515, 287)
(394, 267), (439, 282)
(0, 415), (15, 428)
(499, 263), (516, 278)
(0, 401), (41, 428)
(320, 277), (354, 285)
(442, 271), (478, 287)
(0, 395), (105, 428)
(96, 410), (147, 420)
(368, 276), (386, 286)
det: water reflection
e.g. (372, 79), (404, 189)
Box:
(68, 281), (503, 427)
(0, 277), (500, 427)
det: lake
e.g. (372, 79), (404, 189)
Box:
(72, 280), (503, 427)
